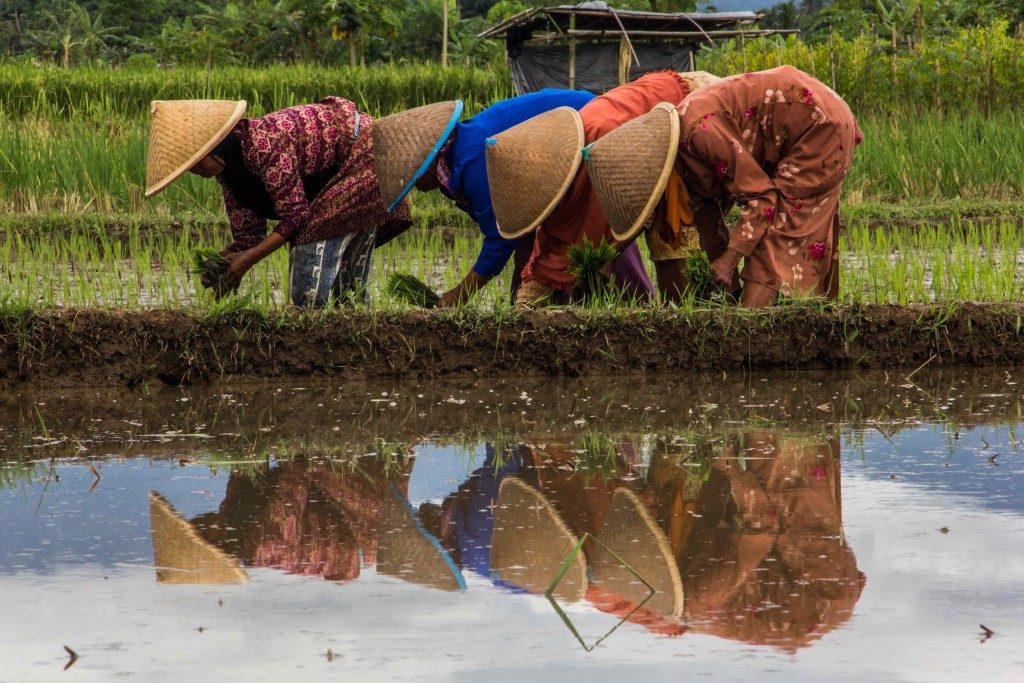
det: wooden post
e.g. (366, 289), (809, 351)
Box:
(618, 35), (630, 85)
(568, 13), (576, 89)
(441, 0), (449, 67)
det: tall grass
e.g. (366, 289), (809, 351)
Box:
(3, 111), (1022, 214)
(0, 62), (513, 120)
(700, 21), (1024, 114)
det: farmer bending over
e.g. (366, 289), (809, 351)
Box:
(485, 71), (708, 308)
(586, 66), (863, 307)
(144, 98), (412, 307)
(371, 91), (654, 307)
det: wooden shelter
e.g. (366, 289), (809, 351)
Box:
(479, 2), (797, 95)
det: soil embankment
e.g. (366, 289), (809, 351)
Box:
(1, 303), (1022, 387)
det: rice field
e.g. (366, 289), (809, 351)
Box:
(1, 216), (1021, 312)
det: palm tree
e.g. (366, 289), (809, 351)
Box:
(27, 3), (121, 67)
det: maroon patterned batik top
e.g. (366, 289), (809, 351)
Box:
(220, 97), (411, 251)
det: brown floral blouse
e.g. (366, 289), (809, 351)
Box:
(676, 66), (862, 258)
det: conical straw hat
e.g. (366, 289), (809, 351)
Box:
(149, 491), (249, 585)
(678, 70), (722, 90)
(145, 99), (247, 197)
(486, 107), (585, 239)
(373, 100), (464, 212)
(377, 485), (466, 592)
(590, 487), (683, 618)
(490, 477), (587, 603)
(584, 102), (680, 242)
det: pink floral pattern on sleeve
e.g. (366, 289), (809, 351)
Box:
(237, 97), (359, 241)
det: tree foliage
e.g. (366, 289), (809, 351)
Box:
(0, 0), (1021, 66)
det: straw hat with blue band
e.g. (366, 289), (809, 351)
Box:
(584, 102), (681, 242)
(372, 100), (464, 212)
(484, 106), (586, 240)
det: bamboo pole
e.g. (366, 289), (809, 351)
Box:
(568, 13), (576, 89)
(441, 0), (449, 67)
(618, 35), (630, 85)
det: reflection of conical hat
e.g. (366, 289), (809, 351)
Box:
(145, 99), (248, 197)
(486, 107), (585, 239)
(490, 477), (587, 602)
(591, 487), (682, 617)
(377, 486), (466, 592)
(372, 100), (464, 212)
(149, 491), (249, 585)
(585, 102), (680, 242)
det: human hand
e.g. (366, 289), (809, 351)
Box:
(215, 249), (260, 298)
(711, 249), (742, 292)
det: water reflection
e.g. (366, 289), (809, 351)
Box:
(149, 427), (862, 650)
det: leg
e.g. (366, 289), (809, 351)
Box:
(817, 213), (841, 301)
(333, 227), (378, 305)
(289, 237), (346, 308)
(654, 259), (689, 305)
(738, 281), (778, 308)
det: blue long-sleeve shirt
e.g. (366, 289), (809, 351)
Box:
(443, 88), (595, 278)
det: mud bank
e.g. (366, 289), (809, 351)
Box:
(1, 303), (1023, 386)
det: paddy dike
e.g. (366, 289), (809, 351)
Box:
(1, 303), (1023, 387)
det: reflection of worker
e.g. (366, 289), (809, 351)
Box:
(673, 431), (865, 650)
(190, 457), (412, 581)
(145, 98), (412, 306)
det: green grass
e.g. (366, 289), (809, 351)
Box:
(3, 110), (1023, 215)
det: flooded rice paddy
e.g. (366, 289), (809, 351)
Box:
(1, 370), (1023, 681)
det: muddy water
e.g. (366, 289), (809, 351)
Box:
(1, 370), (1023, 682)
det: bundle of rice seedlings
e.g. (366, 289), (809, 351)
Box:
(683, 250), (715, 300)
(387, 272), (441, 308)
(193, 248), (230, 290)
(567, 239), (618, 300)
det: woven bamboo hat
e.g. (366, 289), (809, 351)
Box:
(377, 485), (466, 592)
(590, 487), (683, 618)
(489, 477), (587, 603)
(485, 106), (585, 239)
(149, 491), (249, 585)
(373, 100), (464, 212)
(145, 99), (248, 197)
(584, 102), (681, 242)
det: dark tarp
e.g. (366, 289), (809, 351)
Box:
(508, 41), (695, 95)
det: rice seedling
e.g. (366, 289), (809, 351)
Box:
(193, 247), (230, 290)
(567, 239), (618, 302)
(2, 213), (1022, 312)
(386, 273), (441, 308)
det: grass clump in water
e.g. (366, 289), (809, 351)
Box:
(387, 272), (440, 308)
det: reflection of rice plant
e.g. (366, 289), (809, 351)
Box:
(572, 433), (623, 479)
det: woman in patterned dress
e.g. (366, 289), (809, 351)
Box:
(675, 66), (862, 306)
(146, 98), (412, 307)
(585, 66), (862, 308)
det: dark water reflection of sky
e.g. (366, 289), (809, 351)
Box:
(1, 371), (1023, 682)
